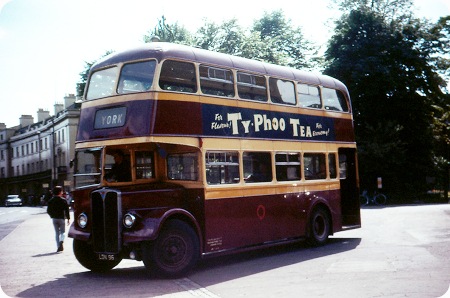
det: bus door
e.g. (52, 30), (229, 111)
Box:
(338, 148), (361, 228)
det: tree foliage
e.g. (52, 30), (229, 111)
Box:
(325, 0), (449, 196)
(143, 12), (315, 69)
(144, 15), (192, 44)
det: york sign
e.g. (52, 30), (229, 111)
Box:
(94, 107), (127, 129)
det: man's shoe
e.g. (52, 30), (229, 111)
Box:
(57, 241), (64, 252)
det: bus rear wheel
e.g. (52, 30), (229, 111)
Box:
(143, 220), (199, 278)
(307, 207), (330, 246)
(73, 239), (122, 272)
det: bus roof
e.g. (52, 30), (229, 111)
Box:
(92, 42), (347, 92)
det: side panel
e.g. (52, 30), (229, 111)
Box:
(203, 189), (339, 253)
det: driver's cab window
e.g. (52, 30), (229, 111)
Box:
(104, 149), (132, 182)
(135, 151), (154, 179)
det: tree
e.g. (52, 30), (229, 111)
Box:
(194, 11), (315, 68)
(325, 1), (448, 198)
(195, 18), (245, 56)
(143, 15), (193, 44)
(428, 17), (450, 200)
(249, 10), (314, 69)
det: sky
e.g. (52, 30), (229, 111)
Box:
(0, 0), (449, 128)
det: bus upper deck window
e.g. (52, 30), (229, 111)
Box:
(322, 88), (349, 112)
(118, 61), (156, 94)
(298, 83), (321, 109)
(237, 72), (267, 102)
(200, 65), (235, 98)
(269, 78), (296, 105)
(86, 67), (118, 100)
(159, 60), (197, 93)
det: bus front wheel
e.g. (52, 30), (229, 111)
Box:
(143, 219), (199, 278)
(73, 239), (122, 272)
(307, 207), (330, 246)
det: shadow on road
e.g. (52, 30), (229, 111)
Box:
(17, 237), (361, 297)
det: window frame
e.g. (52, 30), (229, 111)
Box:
(159, 59), (198, 93)
(237, 72), (268, 102)
(199, 64), (235, 98)
(117, 60), (157, 95)
(205, 151), (240, 185)
(275, 152), (301, 181)
(269, 77), (296, 105)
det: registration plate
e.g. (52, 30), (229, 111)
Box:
(97, 253), (116, 261)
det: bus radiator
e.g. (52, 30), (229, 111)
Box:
(91, 190), (122, 254)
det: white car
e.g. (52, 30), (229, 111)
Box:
(5, 195), (22, 207)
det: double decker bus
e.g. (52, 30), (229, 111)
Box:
(69, 42), (360, 277)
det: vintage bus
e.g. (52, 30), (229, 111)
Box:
(68, 42), (360, 277)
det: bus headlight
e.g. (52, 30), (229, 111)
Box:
(123, 213), (136, 228)
(77, 213), (88, 228)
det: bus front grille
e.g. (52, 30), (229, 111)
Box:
(91, 190), (122, 253)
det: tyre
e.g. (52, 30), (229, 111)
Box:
(307, 207), (331, 246)
(359, 195), (368, 206)
(374, 193), (387, 205)
(73, 239), (122, 272)
(143, 220), (199, 278)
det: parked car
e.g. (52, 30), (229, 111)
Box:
(5, 195), (22, 207)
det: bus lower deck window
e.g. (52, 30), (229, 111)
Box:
(205, 151), (239, 184)
(167, 153), (199, 181)
(244, 152), (272, 183)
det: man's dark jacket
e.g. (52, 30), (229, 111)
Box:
(47, 196), (70, 220)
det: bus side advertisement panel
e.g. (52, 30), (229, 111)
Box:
(202, 104), (353, 142)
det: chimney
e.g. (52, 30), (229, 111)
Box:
(37, 108), (50, 122)
(0, 123), (5, 130)
(19, 115), (34, 127)
(54, 102), (64, 115)
(64, 94), (76, 108)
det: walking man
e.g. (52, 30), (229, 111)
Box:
(47, 186), (70, 252)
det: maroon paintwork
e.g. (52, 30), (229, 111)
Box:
(70, 43), (359, 268)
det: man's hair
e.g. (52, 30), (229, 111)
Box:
(52, 186), (63, 196)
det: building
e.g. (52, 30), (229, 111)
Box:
(0, 94), (80, 204)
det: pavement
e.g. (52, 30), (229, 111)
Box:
(0, 208), (79, 297)
(0, 209), (205, 298)
(1, 205), (450, 298)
